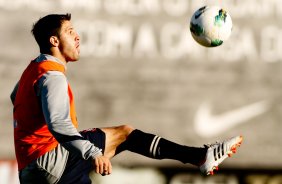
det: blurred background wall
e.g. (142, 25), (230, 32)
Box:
(0, 0), (282, 183)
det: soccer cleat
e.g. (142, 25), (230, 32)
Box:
(199, 135), (243, 175)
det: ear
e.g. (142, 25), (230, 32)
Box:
(50, 36), (59, 47)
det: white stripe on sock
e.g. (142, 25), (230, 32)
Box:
(153, 137), (161, 158)
(149, 136), (159, 157)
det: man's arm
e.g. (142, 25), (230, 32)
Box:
(38, 71), (102, 160)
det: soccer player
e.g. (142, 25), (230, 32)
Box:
(11, 14), (243, 184)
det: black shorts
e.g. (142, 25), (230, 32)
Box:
(58, 128), (106, 184)
(80, 128), (106, 154)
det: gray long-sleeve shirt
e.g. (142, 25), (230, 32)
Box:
(11, 54), (102, 178)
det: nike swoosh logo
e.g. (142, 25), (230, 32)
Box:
(194, 100), (270, 138)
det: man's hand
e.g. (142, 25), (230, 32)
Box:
(94, 155), (112, 175)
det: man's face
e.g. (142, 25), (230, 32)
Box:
(58, 20), (80, 62)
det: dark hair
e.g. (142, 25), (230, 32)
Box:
(31, 13), (71, 53)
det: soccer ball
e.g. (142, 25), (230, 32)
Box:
(190, 6), (232, 47)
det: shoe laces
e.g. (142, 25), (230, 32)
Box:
(204, 141), (220, 148)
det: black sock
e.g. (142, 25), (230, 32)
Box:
(116, 129), (207, 166)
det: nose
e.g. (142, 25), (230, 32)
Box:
(75, 32), (80, 41)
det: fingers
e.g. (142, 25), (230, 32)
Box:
(102, 162), (112, 175)
(94, 156), (112, 175)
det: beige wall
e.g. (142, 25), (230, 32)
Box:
(0, 0), (282, 169)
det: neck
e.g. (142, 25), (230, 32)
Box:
(48, 48), (67, 64)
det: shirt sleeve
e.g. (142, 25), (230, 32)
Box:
(38, 71), (102, 160)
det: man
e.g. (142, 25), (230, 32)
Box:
(11, 14), (243, 184)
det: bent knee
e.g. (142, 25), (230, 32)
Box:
(118, 125), (135, 135)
